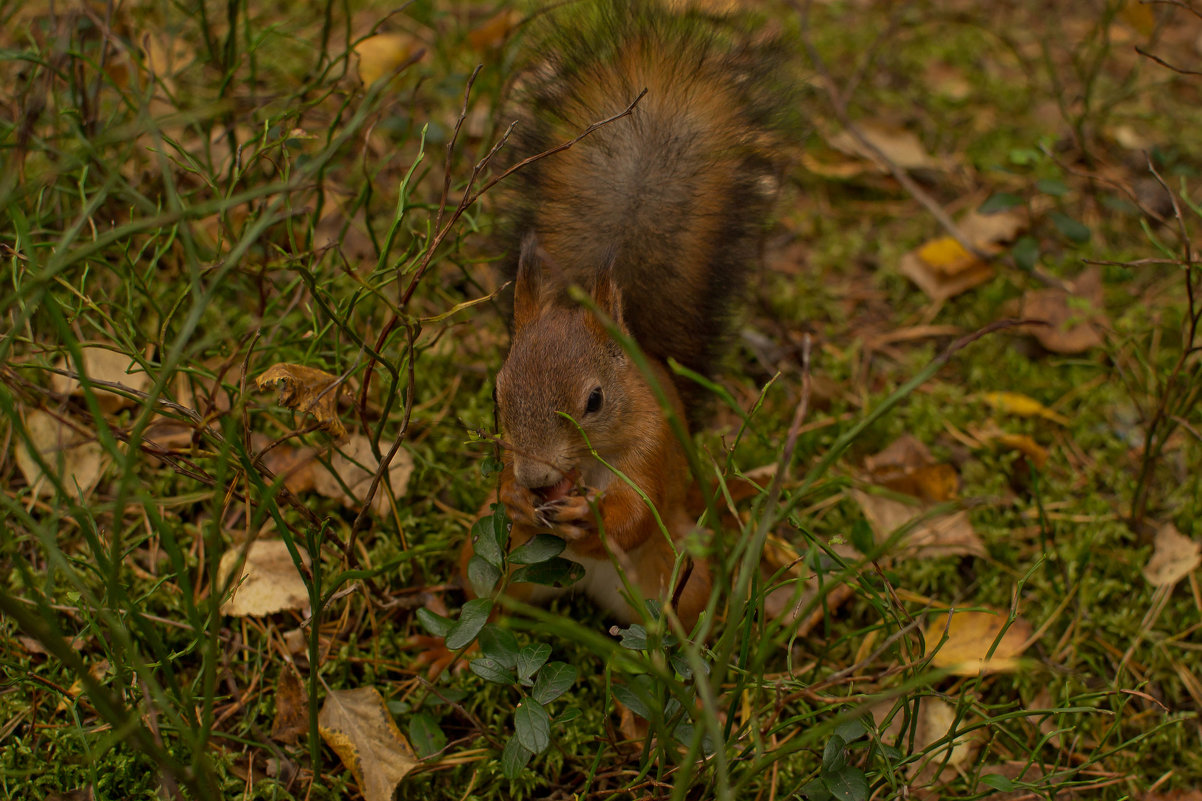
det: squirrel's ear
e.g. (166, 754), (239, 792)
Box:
(592, 252), (625, 330)
(513, 233), (545, 332)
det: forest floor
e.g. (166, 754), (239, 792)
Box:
(2, 0), (1201, 799)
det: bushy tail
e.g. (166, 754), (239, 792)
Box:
(502, 0), (795, 407)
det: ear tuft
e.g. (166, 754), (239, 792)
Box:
(591, 250), (625, 331)
(513, 233), (545, 332)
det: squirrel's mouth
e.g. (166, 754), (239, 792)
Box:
(534, 470), (579, 502)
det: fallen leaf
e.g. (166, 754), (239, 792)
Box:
(466, 9), (521, 49)
(828, 123), (943, 172)
(217, 539), (311, 617)
(16, 410), (106, 499)
(898, 238), (994, 301)
(354, 33), (421, 86)
(257, 363), (348, 439)
(1143, 523), (1201, 587)
(977, 391), (1069, 425)
(318, 687), (418, 801)
(924, 609), (1033, 675)
(50, 345), (150, 411)
(854, 491), (984, 558)
(312, 434), (414, 517)
(271, 667), (310, 744)
(872, 696), (980, 785)
(1020, 267), (1106, 354)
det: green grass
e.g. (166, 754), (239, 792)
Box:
(2, 0), (1201, 799)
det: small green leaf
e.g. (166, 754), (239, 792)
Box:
(472, 516), (503, 567)
(1035, 178), (1068, 196)
(509, 534), (567, 565)
(408, 712), (446, 758)
(616, 624), (649, 651)
(612, 682), (651, 720)
(516, 643), (552, 683)
(557, 707), (583, 724)
(834, 718), (868, 744)
(445, 599), (492, 650)
(822, 734), (847, 772)
(510, 557), (584, 587)
(532, 661), (576, 703)
(490, 502), (510, 549)
(980, 773), (1019, 791)
(825, 766), (869, 801)
(481, 454), (503, 477)
(514, 700), (551, 754)
(978, 192), (1022, 214)
(501, 735), (533, 779)
(849, 518), (874, 554)
(469, 656), (513, 684)
(1012, 235), (1040, 271)
(467, 555), (501, 597)
(802, 777), (833, 801)
(415, 608), (453, 639)
(670, 653), (693, 680)
(478, 624), (520, 669)
(1050, 211), (1091, 244)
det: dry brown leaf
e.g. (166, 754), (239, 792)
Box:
(312, 434), (413, 517)
(466, 9), (521, 49)
(898, 239), (994, 301)
(271, 667), (310, 744)
(16, 410), (106, 499)
(924, 609), (1033, 675)
(959, 209), (1026, 248)
(828, 123), (943, 172)
(318, 687), (418, 801)
(257, 363), (348, 439)
(51, 345), (150, 411)
(354, 33), (421, 85)
(854, 491), (984, 558)
(978, 391), (1070, 425)
(872, 697), (980, 785)
(218, 539), (311, 617)
(864, 436), (959, 503)
(1143, 523), (1201, 587)
(1020, 267), (1106, 354)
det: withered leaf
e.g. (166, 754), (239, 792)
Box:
(924, 609), (1033, 675)
(854, 491), (984, 558)
(51, 345), (150, 412)
(257, 363), (348, 439)
(318, 687), (418, 801)
(1020, 267), (1106, 354)
(354, 33), (422, 85)
(978, 391), (1069, 425)
(16, 409), (106, 499)
(312, 434), (414, 518)
(217, 539), (311, 617)
(271, 667), (310, 744)
(1143, 523), (1201, 588)
(873, 697), (981, 786)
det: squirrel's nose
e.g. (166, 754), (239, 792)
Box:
(513, 457), (564, 490)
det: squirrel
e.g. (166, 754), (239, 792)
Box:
(462, 1), (790, 631)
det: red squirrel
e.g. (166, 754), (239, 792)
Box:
(462, 1), (789, 630)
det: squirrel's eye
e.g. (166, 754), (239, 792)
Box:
(585, 387), (603, 415)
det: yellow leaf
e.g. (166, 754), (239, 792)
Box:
(355, 34), (421, 86)
(218, 539), (311, 617)
(319, 687), (418, 801)
(257, 363), (348, 439)
(978, 391), (1069, 425)
(924, 609), (1032, 676)
(916, 237), (977, 276)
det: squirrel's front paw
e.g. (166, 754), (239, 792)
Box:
(535, 490), (599, 540)
(500, 483), (540, 527)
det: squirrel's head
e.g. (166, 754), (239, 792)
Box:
(496, 235), (650, 491)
